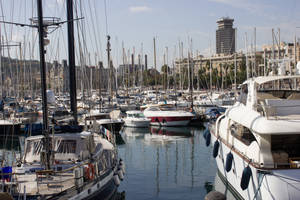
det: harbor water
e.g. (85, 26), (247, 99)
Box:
(116, 125), (232, 200)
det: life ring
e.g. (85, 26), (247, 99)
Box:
(86, 163), (95, 180)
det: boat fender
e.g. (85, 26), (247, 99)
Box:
(113, 174), (120, 186)
(205, 131), (211, 147)
(203, 129), (210, 139)
(86, 163), (95, 180)
(118, 169), (124, 180)
(119, 159), (124, 166)
(213, 140), (219, 158)
(240, 166), (252, 190)
(225, 152), (233, 172)
(119, 162), (126, 174)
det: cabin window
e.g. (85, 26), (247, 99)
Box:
(230, 125), (256, 146)
(160, 106), (176, 111)
(149, 107), (159, 111)
(271, 135), (300, 158)
(133, 113), (144, 118)
(57, 140), (77, 153)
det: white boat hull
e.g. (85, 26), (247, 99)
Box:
(149, 119), (190, 126)
(124, 119), (150, 128)
(210, 130), (300, 200)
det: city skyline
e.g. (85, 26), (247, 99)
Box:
(0, 0), (299, 70)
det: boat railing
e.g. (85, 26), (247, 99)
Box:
(258, 99), (300, 119)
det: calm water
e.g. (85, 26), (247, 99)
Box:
(117, 126), (220, 200)
(0, 126), (235, 199)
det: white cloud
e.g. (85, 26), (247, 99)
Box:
(209, 0), (276, 20)
(129, 6), (151, 13)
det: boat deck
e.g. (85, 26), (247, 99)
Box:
(15, 171), (75, 196)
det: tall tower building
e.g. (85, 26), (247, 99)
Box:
(216, 17), (235, 55)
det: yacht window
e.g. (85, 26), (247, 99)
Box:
(149, 107), (159, 111)
(57, 140), (76, 153)
(271, 135), (300, 158)
(230, 125), (256, 146)
(160, 106), (176, 111)
(134, 113), (144, 118)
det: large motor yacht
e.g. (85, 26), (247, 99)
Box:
(208, 75), (300, 199)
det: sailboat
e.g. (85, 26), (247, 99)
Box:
(0, 0), (125, 199)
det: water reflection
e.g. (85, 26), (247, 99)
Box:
(213, 172), (237, 200)
(0, 135), (24, 165)
(144, 127), (193, 145)
(118, 126), (217, 200)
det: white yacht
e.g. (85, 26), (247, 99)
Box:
(208, 75), (300, 199)
(124, 110), (150, 128)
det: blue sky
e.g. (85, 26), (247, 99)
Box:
(1, 0), (300, 70)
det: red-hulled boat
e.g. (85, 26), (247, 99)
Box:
(143, 105), (194, 126)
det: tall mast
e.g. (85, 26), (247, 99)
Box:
(107, 35), (112, 101)
(209, 45), (212, 93)
(98, 61), (102, 108)
(153, 37), (157, 101)
(131, 53), (134, 88)
(254, 27), (256, 77)
(122, 43), (125, 90)
(144, 54), (148, 88)
(163, 52), (166, 93)
(0, 34), (2, 98)
(166, 47), (169, 90)
(234, 53), (237, 92)
(37, 0), (50, 170)
(66, 0), (77, 124)
(245, 32), (249, 79)
(294, 35), (297, 75)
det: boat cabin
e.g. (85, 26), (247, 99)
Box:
(229, 76), (300, 168)
(24, 132), (95, 164)
(126, 111), (145, 118)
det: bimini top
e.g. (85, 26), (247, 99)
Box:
(243, 75), (300, 85)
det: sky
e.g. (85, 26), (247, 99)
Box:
(0, 0), (300, 70)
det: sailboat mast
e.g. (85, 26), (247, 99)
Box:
(153, 37), (158, 101)
(37, 0), (50, 170)
(67, 0), (78, 124)
(0, 35), (2, 98)
(107, 35), (112, 101)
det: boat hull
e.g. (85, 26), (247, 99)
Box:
(148, 116), (192, 126)
(210, 128), (300, 200)
(124, 119), (150, 128)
